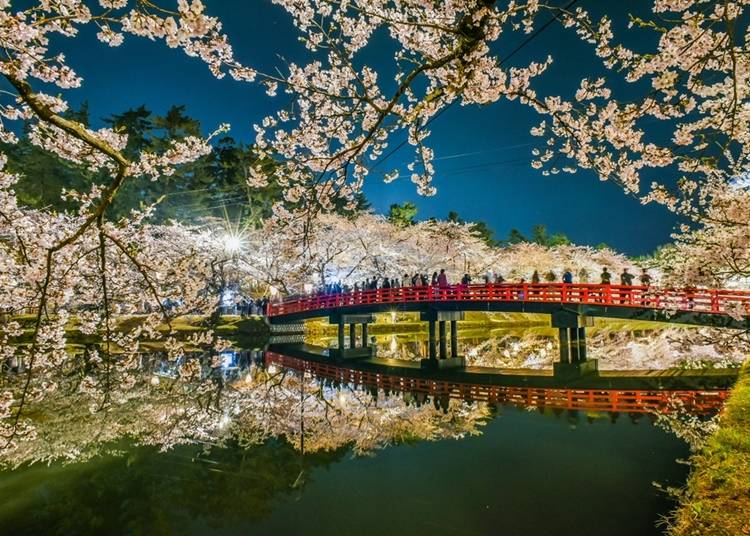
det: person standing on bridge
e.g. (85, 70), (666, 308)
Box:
(438, 269), (449, 287)
(530, 270), (541, 299)
(620, 268), (634, 304)
(639, 268), (653, 306)
(460, 273), (471, 299)
(599, 267), (612, 304)
(438, 269), (449, 299)
(620, 268), (634, 286)
(563, 268), (573, 284)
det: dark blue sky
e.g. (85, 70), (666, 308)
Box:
(49, 1), (678, 255)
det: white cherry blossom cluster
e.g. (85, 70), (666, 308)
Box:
(526, 1), (750, 212)
(246, 0), (564, 219)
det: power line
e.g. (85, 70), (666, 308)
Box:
(158, 141), (538, 202)
(168, 1), (579, 212)
(368, 0), (579, 174)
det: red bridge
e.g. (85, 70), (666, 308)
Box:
(269, 283), (750, 324)
(267, 283), (750, 374)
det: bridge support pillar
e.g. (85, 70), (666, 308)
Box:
(329, 314), (375, 360)
(450, 320), (458, 358)
(428, 319), (437, 360)
(551, 310), (597, 377)
(439, 321), (447, 359)
(569, 327), (580, 362)
(337, 320), (345, 353)
(576, 327), (587, 362)
(420, 310), (465, 369)
(558, 328), (570, 364)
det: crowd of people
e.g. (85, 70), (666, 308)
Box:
(221, 295), (271, 316)
(306, 267), (655, 297)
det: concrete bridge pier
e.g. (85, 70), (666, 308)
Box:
(420, 310), (465, 369)
(451, 320), (459, 358)
(329, 314), (376, 360)
(551, 310), (598, 377)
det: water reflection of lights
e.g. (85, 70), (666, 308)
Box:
(220, 351), (237, 370)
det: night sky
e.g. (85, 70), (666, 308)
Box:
(47, 1), (679, 255)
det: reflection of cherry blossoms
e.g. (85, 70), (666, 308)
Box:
(460, 327), (748, 371)
(0, 352), (490, 468)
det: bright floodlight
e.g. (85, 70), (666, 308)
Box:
(222, 234), (243, 254)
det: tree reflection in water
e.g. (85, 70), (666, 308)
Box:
(2, 345), (727, 470)
(0, 345), (728, 534)
(1, 349), (490, 468)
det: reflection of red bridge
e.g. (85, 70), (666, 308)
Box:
(265, 352), (728, 415)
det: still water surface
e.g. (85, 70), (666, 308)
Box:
(0, 330), (708, 535)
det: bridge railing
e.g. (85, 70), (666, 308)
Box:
(267, 283), (750, 318)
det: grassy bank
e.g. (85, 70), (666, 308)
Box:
(670, 361), (750, 535)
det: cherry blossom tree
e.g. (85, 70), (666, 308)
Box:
(1, 0), (747, 462)
(233, 2), (748, 231)
(236, 211), (636, 292)
(0, 0), (256, 450)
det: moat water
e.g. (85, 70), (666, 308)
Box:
(0, 329), (723, 535)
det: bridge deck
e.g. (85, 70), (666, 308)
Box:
(268, 283), (750, 328)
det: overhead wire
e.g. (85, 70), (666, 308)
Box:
(367, 0), (579, 174)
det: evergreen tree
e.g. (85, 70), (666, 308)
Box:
(387, 202), (418, 227)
